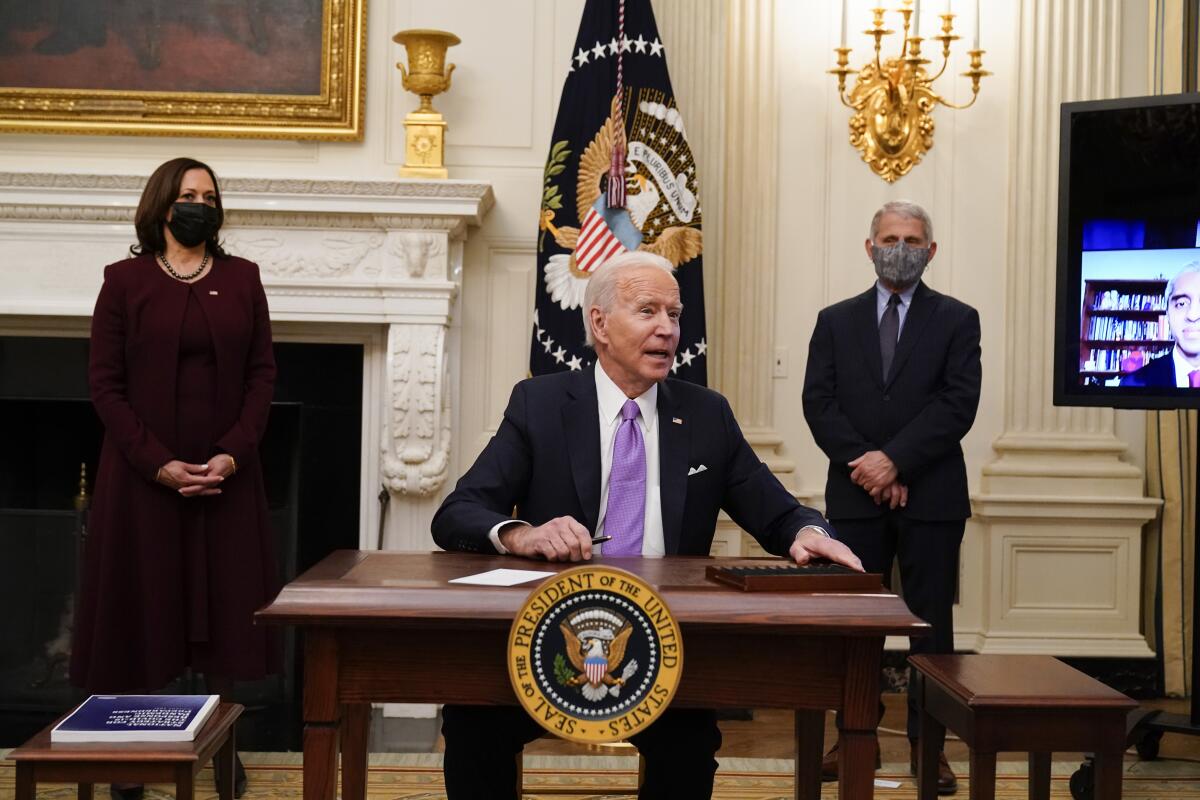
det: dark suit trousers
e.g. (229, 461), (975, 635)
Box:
(831, 514), (965, 744)
(441, 705), (721, 799)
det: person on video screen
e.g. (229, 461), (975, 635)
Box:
(1122, 262), (1200, 388)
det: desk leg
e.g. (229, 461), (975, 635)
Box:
(1093, 751), (1123, 800)
(216, 723), (236, 800)
(917, 703), (943, 800)
(79, 783), (93, 800)
(303, 629), (342, 800)
(175, 764), (194, 800)
(1027, 752), (1050, 800)
(968, 751), (996, 800)
(14, 765), (33, 800)
(341, 703), (371, 800)
(839, 638), (882, 800)
(794, 709), (823, 800)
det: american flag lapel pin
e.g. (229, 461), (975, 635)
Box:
(672, 417), (683, 425)
(209, 290), (219, 295)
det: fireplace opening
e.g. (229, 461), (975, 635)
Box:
(0, 335), (362, 750)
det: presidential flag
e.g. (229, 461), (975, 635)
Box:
(532, 0), (707, 384)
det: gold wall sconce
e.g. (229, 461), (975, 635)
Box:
(829, 1), (989, 183)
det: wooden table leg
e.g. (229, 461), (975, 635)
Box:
(839, 638), (883, 800)
(1027, 752), (1050, 800)
(78, 783), (94, 800)
(969, 750), (996, 800)
(340, 702), (371, 800)
(916, 699), (943, 800)
(303, 630), (341, 800)
(216, 724), (236, 800)
(793, 709), (824, 800)
(14, 764), (34, 800)
(175, 763), (194, 800)
(1093, 751), (1124, 800)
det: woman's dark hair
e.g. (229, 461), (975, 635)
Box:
(130, 157), (228, 257)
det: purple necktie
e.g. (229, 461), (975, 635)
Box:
(604, 399), (646, 556)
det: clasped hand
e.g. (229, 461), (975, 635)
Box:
(155, 454), (236, 497)
(847, 450), (907, 509)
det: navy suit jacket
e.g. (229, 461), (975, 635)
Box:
(1119, 353), (1176, 387)
(802, 281), (981, 521)
(432, 366), (831, 557)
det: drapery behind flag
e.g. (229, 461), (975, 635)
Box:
(532, 0), (707, 384)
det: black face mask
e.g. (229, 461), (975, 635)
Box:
(167, 202), (220, 248)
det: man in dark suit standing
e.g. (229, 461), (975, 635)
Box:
(433, 251), (862, 800)
(803, 200), (981, 794)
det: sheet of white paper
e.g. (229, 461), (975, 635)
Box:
(874, 778), (902, 788)
(448, 568), (556, 587)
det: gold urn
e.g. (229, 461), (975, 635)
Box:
(393, 29), (461, 178)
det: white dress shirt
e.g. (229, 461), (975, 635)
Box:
(875, 279), (918, 333)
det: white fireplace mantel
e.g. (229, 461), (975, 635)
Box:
(0, 171), (494, 548)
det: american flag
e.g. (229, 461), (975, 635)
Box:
(574, 200), (628, 274)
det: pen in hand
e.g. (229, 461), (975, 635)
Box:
(590, 535), (612, 544)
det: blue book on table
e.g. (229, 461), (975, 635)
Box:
(51, 695), (219, 743)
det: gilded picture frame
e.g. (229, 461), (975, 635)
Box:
(0, 0), (365, 140)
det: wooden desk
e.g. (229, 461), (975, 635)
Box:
(909, 655), (1137, 800)
(257, 551), (928, 800)
(7, 702), (242, 800)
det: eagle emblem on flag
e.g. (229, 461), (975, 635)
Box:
(539, 92), (703, 312)
(559, 608), (640, 702)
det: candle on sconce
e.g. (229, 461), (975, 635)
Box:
(912, 0), (921, 37)
(973, 0), (980, 48)
(840, 0), (848, 46)
(944, 0), (952, 13)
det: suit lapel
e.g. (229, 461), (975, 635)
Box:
(853, 288), (885, 389)
(563, 367), (602, 532)
(886, 281), (937, 387)
(657, 380), (687, 555)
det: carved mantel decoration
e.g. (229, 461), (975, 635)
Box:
(0, 172), (494, 547)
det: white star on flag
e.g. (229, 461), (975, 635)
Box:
(680, 349), (696, 367)
(568, 355), (583, 371)
(633, 34), (647, 53)
(607, 38), (619, 55)
(553, 346), (567, 363)
(592, 41), (606, 59)
(695, 338), (708, 355)
(649, 38), (664, 56)
(575, 47), (589, 66)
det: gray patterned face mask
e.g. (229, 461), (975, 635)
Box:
(871, 242), (930, 289)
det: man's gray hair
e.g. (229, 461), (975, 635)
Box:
(582, 251), (676, 347)
(1166, 261), (1200, 306)
(869, 199), (934, 243)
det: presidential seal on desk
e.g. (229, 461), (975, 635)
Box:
(508, 565), (683, 744)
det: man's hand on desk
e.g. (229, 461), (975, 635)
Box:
(789, 529), (865, 572)
(498, 516), (594, 562)
(848, 450), (898, 493)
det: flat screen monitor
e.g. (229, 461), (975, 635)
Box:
(1054, 92), (1200, 408)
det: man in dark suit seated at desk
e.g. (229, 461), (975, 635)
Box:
(1120, 262), (1200, 387)
(431, 251), (863, 800)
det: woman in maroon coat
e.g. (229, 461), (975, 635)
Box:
(70, 158), (278, 798)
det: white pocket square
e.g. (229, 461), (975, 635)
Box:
(687, 465), (707, 476)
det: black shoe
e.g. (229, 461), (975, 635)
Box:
(214, 751), (248, 798)
(110, 784), (143, 800)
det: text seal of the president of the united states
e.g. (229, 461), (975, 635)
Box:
(507, 565), (683, 744)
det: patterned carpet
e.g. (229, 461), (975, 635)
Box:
(3, 753), (1200, 798)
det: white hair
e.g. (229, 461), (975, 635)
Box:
(870, 199), (934, 243)
(582, 251), (676, 347)
(1166, 261), (1200, 307)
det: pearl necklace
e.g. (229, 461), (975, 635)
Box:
(158, 249), (209, 281)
